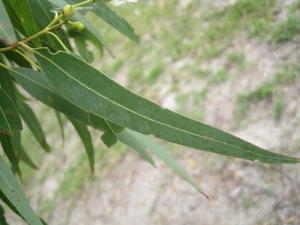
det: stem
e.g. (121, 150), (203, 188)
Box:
(46, 31), (71, 52)
(13, 49), (41, 70)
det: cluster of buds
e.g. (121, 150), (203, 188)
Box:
(63, 5), (85, 32)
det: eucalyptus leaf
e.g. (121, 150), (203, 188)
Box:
(7, 0), (40, 46)
(0, 88), (22, 131)
(35, 48), (300, 164)
(93, 2), (139, 42)
(17, 100), (51, 153)
(0, 155), (43, 225)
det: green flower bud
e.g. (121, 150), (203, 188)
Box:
(70, 21), (85, 32)
(63, 5), (75, 19)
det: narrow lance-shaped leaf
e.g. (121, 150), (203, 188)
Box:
(68, 116), (95, 172)
(0, 132), (21, 175)
(0, 88), (22, 131)
(0, 0), (16, 43)
(111, 127), (156, 167)
(128, 129), (208, 197)
(0, 108), (12, 135)
(35, 48), (300, 164)
(70, 0), (139, 43)
(55, 111), (65, 145)
(20, 146), (38, 170)
(0, 155), (43, 225)
(18, 100), (51, 153)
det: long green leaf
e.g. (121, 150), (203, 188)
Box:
(0, 132), (21, 174)
(55, 111), (65, 145)
(68, 117), (95, 172)
(0, 0), (16, 43)
(0, 88), (22, 131)
(0, 155), (43, 225)
(35, 48), (300, 164)
(18, 100), (51, 153)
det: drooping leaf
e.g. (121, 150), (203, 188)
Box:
(93, 2), (139, 43)
(112, 128), (156, 167)
(54, 111), (65, 145)
(7, 0), (40, 46)
(17, 100), (51, 153)
(68, 117), (95, 172)
(20, 146), (38, 170)
(0, 108), (12, 136)
(35, 48), (300, 164)
(0, 132), (21, 174)
(0, 0), (16, 43)
(0, 88), (22, 131)
(128, 130), (208, 196)
(0, 155), (43, 225)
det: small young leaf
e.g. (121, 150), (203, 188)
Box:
(36, 48), (300, 164)
(18, 100), (51, 153)
(0, 155), (43, 225)
(68, 117), (95, 172)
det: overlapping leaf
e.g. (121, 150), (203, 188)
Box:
(6, 0), (40, 46)
(0, 155), (43, 225)
(92, 2), (139, 42)
(0, 88), (22, 132)
(35, 48), (300, 164)
(18, 100), (51, 153)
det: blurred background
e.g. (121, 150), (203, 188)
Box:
(7, 0), (300, 224)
